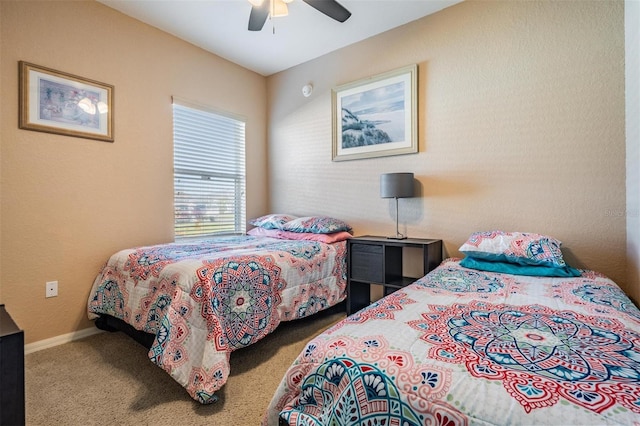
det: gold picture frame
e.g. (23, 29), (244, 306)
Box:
(332, 64), (417, 161)
(19, 61), (114, 142)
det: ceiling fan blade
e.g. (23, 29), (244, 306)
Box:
(302, 0), (351, 23)
(248, 3), (269, 31)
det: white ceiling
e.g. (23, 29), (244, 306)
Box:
(98, 0), (463, 76)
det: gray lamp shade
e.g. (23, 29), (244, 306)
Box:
(380, 173), (414, 198)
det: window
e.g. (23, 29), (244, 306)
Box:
(173, 99), (246, 239)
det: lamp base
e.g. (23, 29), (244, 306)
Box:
(387, 234), (407, 240)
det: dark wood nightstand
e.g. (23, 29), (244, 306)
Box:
(346, 236), (443, 315)
(0, 305), (25, 426)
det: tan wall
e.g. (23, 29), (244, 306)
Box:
(0, 0), (633, 346)
(0, 0), (268, 343)
(268, 1), (631, 297)
(626, 0), (640, 305)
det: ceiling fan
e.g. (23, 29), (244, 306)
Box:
(248, 0), (352, 31)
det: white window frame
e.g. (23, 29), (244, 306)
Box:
(172, 97), (246, 240)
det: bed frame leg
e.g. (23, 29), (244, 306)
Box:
(93, 315), (155, 349)
(94, 315), (118, 332)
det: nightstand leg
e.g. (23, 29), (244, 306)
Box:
(347, 281), (370, 315)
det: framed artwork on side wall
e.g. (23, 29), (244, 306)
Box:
(19, 61), (114, 142)
(332, 64), (417, 161)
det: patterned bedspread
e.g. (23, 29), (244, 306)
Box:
(266, 258), (640, 425)
(87, 235), (347, 404)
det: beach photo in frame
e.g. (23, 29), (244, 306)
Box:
(332, 64), (417, 161)
(19, 61), (114, 142)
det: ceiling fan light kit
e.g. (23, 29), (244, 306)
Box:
(248, 0), (293, 5)
(272, 0), (289, 18)
(247, 0), (351, 32)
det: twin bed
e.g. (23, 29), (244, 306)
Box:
(88, 225), (640, 425)
(265, 231), (640, 425)
(87, 214), (351, 404)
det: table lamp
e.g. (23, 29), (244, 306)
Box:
(380, 172), (414, 239)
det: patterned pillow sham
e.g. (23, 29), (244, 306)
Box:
(246, 227), (281, 237)
(280, 216), (352, 234)
(275, 230), (352, 243)
(460, 256), (581, 277)
(248, 214), (297, 230)
(459, 231), (567, 268)
(247, 227), (351, 243)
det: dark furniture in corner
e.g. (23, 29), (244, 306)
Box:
(0, 305), (25, 426)
(346, 236), (443, 315)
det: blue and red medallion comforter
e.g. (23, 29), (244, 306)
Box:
(266, 258), (640, 425)
(87, 235), (347, 404)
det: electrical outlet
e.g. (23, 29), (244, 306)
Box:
(46, 281), (58, 298)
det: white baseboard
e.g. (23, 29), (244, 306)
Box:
(25, 327), (104, 355)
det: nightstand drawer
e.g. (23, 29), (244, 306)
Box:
(350, 243), (383, 282)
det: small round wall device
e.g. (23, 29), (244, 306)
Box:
(302, 84), (313, 97)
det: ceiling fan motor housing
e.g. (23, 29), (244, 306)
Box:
(248, 0), (351, 31)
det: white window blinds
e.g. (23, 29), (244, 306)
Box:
(173, 99), (246, 239)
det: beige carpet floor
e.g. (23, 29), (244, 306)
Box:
(25, 307), (345, 426)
